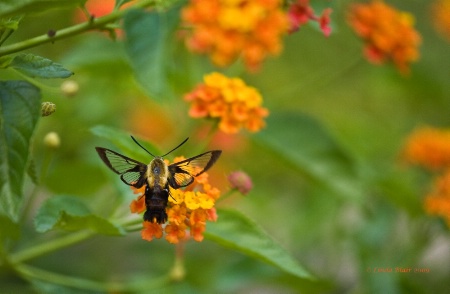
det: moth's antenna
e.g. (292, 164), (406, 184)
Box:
(161, 137), (189, 157)
(131, 136), (157, 157)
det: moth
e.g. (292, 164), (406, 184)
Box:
(95, 136), (221, 224)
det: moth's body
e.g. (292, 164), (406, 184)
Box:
(95, 136), (221, 225)
(146, 157), (169, 189)
(144, 158), (170, 223)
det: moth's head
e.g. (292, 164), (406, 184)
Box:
(149, 158), (166, 175)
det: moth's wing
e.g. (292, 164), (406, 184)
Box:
(168, 150), (222, 188)
(95, 147), (147, 187)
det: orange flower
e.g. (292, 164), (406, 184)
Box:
(347, 0), (421, 74)
(181, 0), (288, 71)
(141, 221), (164, 241)
(432, 0), (450, 42)
(165, 223), (188, 244)
(130, 195), (146, 214)
(402, 127), (450, 170)
(185, 72), (269, 134)
(130, 157), (221, 243)
(424, 170), (450, 227)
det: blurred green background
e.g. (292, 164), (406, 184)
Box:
(1, 0), (450, 293)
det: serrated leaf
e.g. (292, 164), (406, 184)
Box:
(0, 0), (87, 18)
(34, 195), (125, 236)
(8, 54), (73, 79)
(254, 112), (362, 201)
(204, 208), (314, 280)
(0, 80), (41, 220)
(91, 125), (160, 163)
(123, 8), (179, 100)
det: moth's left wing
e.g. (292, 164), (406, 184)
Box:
(95, 147), (147, 187)
(168, 150), (222, 188)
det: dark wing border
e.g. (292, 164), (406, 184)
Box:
(95, 147), (147, 187)
(167, 150), (222, 188)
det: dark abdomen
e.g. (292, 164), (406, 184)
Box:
(143, 184), (169, 224)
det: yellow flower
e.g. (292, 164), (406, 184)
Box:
(185, 72), (269, 134)
(185, 191), (214, 210)
(181, 0), (288, 71)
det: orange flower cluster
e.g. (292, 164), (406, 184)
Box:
(432, 0), (450, 42)
(181, 0), (289, 71)
(402, 127), (450, 170)
(130, 157), (220, 244)
(425, 171), (450, 227)
(403, 126), (450, 228)
(184, 72), (269, 134)
(347, 0), (421, 74)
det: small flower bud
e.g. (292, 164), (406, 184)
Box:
(228, 171), (253, 195)
(60, 80), (79, 97)
(43, 132), (60, 149)
(41, 102), (56, 117)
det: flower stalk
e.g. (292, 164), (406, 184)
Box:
(0, 0), (159, 57)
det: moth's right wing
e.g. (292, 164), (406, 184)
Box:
(95, 147), (147, 188)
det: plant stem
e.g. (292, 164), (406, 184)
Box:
(169, 242), (186, 281)
(15, 263), (171, 292)
(0, 0), (158, 57)
(9, 230), (94, 264)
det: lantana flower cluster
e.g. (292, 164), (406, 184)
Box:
(403, 126), (450, 228)
(130, 157), (221, 244)
(403, 127), (450, 170)
(180, 0), (289, 71)
(347, 0), (421, 74)
(184, 72), (269, 134)
(425, 171), (450, 227)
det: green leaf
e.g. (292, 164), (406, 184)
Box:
(27, 158), (39, 185)
(254, 112), (362, 201)
(115, 0), (133, 9)
(7, 54), (73, 79)
(204, 208), (314, 280)
(0, 214), (20, 240)
(0, 0), (87, 18)
(0, 16), (22, 30)
(0, 55), (13, 68)
(0, 214), (20, 255)
(91, 125), (160, 163)
(0, 80), (41, 221)
(123, 8), (179, 100)
(34, 195), (125, 236)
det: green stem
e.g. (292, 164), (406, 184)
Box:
(0, 0), (159, 57)
(15, 263), (171, 292)
(216, 188), (237, 203)
(169, 242), (185, 281)
(9, 230), (94, 264)
(0, 29), (14, 46)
